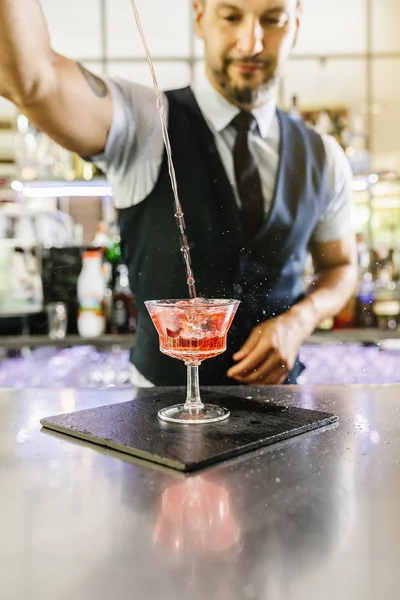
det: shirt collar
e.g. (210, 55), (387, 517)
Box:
(191, 68), (277, 138)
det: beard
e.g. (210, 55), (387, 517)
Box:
(211, 56), (279, 107)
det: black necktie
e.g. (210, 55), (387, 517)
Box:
(232, 111), (265, 238)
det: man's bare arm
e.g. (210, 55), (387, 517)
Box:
(288, 234), (359, 334)
(0, 0), (113, 156)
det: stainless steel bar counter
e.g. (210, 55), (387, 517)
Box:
(1, 385), (399, 599)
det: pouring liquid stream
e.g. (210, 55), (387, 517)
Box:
(129, 0), (197, 299)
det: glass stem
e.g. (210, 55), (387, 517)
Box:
(184, 361), (203, 411)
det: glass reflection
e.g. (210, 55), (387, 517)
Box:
(154, 476), (240, 555)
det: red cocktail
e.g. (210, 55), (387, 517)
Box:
(145, 298), (239, 423)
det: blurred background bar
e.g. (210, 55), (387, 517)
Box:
(2, 0), (400, 387)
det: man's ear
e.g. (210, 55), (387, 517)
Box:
(193, 0), (205, 40)
(293, 1), (303, 48)
(296, 1), (304, 25)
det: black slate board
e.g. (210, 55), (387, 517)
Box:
(40, 389), (338, 472)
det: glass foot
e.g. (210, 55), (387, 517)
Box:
(158, 404), (230, 424)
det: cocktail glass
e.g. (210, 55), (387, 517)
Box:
(145, 298), (240, 424)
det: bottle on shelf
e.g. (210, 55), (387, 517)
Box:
(92, 221), (111, 252)
(106, 222), (122, 267)
(354, 240), (377, 329)
(372, 259), (400, 331)
(73, 154), (95, 181)
(92, 221), (113, 286)
(111, 264), (137, 334)
(77, 250), (106, 338)
(14, 113), (77, 181)
(345, 113), (371, 175)
(289, 95), (301, 121)
(103, 222), (123, 299)
(386, 247), (399, 282)
(316, 316), (334, 331)
(354, 271), (377, 328)
(315, 109), (333, 136)
(14, 115), (43, 181)
(333, 296), (356, 329)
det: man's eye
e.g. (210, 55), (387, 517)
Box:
(263, 15), (288, 27)
(223, 14), (241, 23)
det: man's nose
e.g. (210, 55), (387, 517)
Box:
(236, 18), (264, 56)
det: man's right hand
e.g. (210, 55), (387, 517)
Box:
(226, 313), (307, 385)
(0, 1), (113, 157)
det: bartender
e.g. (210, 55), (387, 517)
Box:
(0, 0), (357, 386)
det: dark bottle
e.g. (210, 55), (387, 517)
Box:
(386, 247), (399, 282)
(289, 95), (301, 121)
(354, 272), (377, 328)
(333, 295), (356, 329)
(111, 264), (137, 334)
(372, 265), (400, 330)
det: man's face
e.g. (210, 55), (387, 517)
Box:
(194, 0), (301, 107)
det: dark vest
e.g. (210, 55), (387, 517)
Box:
(118, 87), (328, 386)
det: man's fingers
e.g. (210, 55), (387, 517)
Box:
(227, 343), (270, 379)
(258, 368), (288, 385)
(244, 363), (288, 385)
(254, 375), (286, 386)
(232, 327), (264, 361)
(239, 355), (286, 384)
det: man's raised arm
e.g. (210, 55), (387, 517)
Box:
(0, 0), (113, 156)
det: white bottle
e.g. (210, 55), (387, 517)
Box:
(77, 250), (106, 338)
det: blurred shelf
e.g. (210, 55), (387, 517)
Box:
(0, 329), (399, 351)
(0, 305), (43, 318)
(307, 328), (400, 344)
(10, 179), (112, 198)
(0, 334), (134, 350)
(6, 174), (396, 198)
